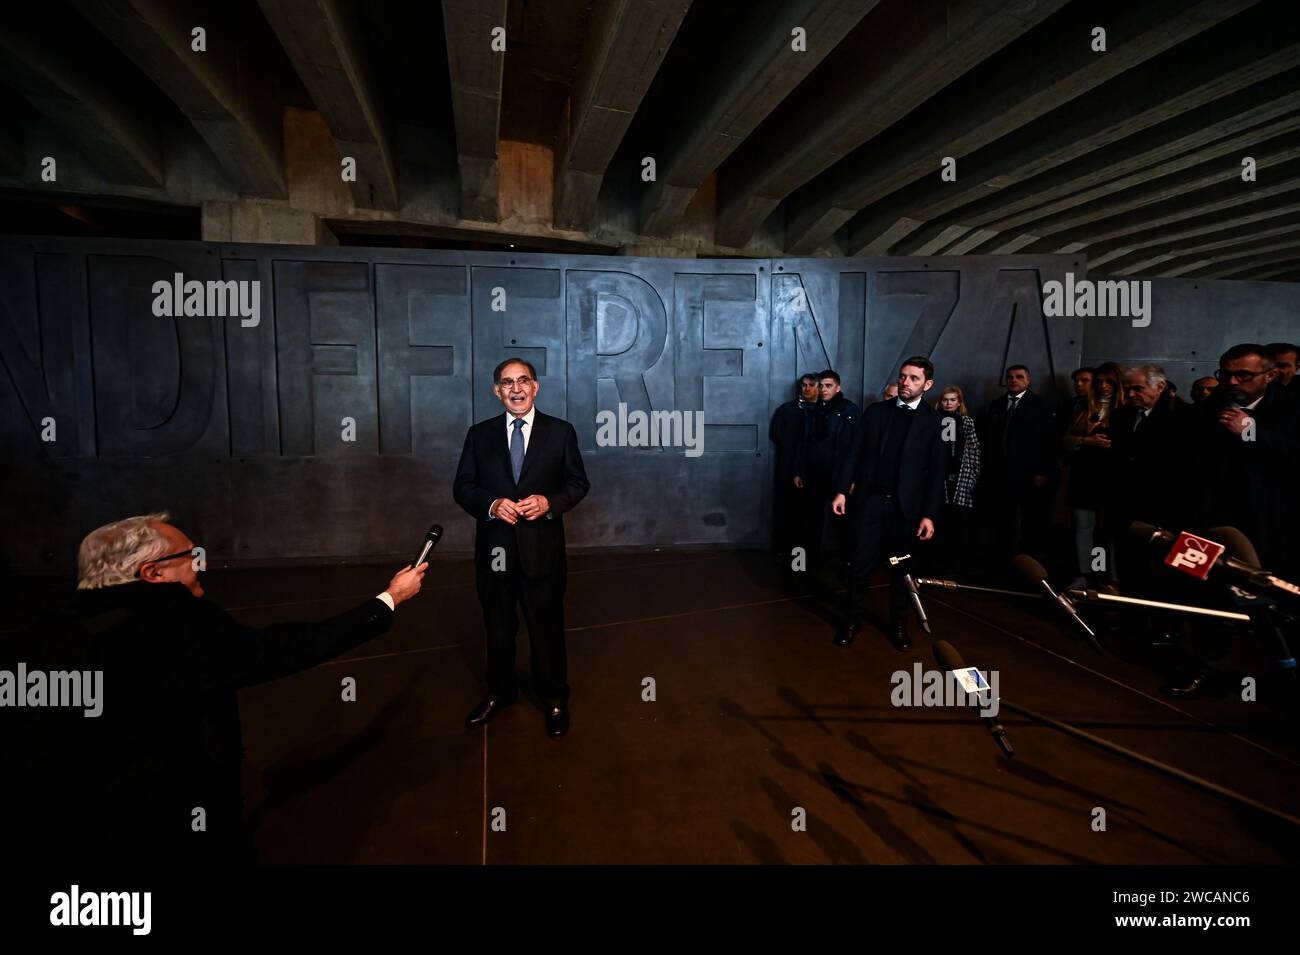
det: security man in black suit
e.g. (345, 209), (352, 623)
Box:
(796, 369), (860, 574)
(769, 372), (819, 560)
(976, 364), (1058, 565)
(453, 357), (590, 738)
(830, 356), (946, 650)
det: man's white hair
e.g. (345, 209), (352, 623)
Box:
(77, 512), (173, 590)
(1132, 363), (1168, 388)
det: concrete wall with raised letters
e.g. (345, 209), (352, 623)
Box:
(1, 237), (1086, 571)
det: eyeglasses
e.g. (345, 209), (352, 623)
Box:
(1214, 368), (1265, 382)
(497, 376), (534, 388)
(136, 549), (195, 577)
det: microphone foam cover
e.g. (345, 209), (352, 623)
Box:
(933, 639), (964, 673)
(1209, 526), (1259, 566)
(1012, 554), (1048, 583)
(1128, 520), (1159, 542)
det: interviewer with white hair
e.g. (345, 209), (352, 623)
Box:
(6, 511), (426, 863)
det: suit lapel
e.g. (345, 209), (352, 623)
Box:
(495, 413), (516, 488)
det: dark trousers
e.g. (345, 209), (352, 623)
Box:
(983, 480), (1051, 566)
(792, 477), (831, 564)
(935, 503), (978, 575)
(476, 566), (569, 706)
(772, 479), (799, 556)
(846, 492), (914, 624)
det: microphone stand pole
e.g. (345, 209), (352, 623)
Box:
(998, 697), (1300, 830)
(915, 578), (1042, 600)
(1065, 588), (1251, 623)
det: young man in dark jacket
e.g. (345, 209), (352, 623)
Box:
(831, 357), (946, 651)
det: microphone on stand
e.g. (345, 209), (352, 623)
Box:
(889, 553), (930, 634)
(904, 574), (930, 634)
(1013, 554), (1103, 654)
(1130, 522), (1300, 608)
(934, 640), (1013, 757)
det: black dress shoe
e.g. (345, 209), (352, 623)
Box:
(835, 619), (862, 648)
(545, 704), (570, 739)
(465, 694), (516, 727)
(888, 620), (912, 651)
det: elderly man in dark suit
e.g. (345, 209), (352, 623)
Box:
(4, 511), (426, 862)
(453, 357), (590, 738)
(830, 356), (946, 651)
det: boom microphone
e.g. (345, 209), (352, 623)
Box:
(413, 524), (444, 568)
(933, 640), (1013, 757)
(1013, 554), (1103, 654)
(1210, 526), (1261, 567)
(1129, 522), (1300, 608)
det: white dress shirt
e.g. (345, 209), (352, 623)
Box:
(897, 396), (922, 410)
(506, 406), (536, 454)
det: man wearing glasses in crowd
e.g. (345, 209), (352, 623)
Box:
(1192, 344), (1299, 579)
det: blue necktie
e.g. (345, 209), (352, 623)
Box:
(510, 418), (525, 483)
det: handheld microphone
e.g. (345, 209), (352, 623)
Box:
(1130, 522), (1300, 608)
(933, 640), (1013, 757)
(1013, 554), (1103, 654)
(413, 524), (444, 568)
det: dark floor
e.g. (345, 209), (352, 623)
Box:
(14, 550), (1300, 863)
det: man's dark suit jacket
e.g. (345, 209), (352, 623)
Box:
(833, 399), (946, 525)
(769, 398), (812, 484)
(1108, 394), (1193, 531)
(797, 392), (860, 484)
(452, 410), (590, 579)
(1186, 382), (1300, 573)
(4, 581), (394, 861)
(977, 389), (1057, 488)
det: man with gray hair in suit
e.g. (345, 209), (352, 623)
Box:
(4, 511), (426, 862)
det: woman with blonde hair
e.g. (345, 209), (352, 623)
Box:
(933, 385), (980, 571)
(1063, 362), (1124, 589)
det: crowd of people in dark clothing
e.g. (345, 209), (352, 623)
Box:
(769, 342), (1300, 698)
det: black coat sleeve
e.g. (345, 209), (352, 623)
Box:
(545, 421), (591, 516)
(833, 410), (865, 496)
(453, 425), (497, 520)
(167, 597), (394, 694)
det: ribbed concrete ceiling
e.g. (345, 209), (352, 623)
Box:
(0, 0), (1297, 280)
